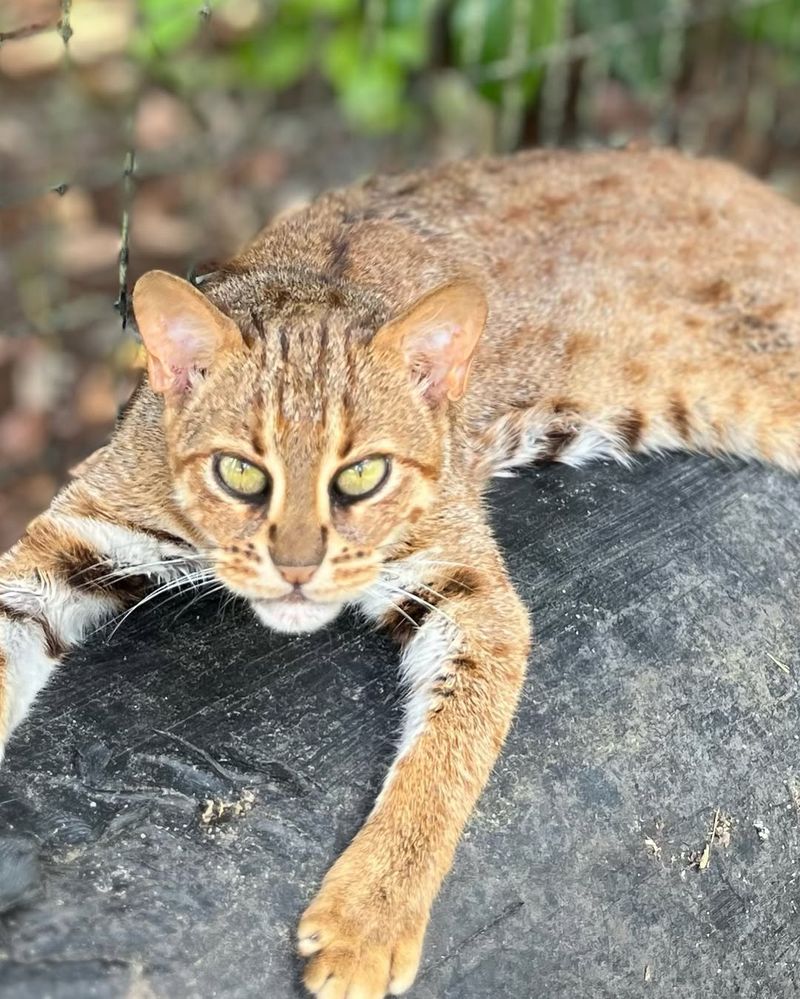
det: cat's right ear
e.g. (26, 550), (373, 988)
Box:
(132, 270), (243, 396)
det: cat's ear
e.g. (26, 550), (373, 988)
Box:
(372, 281), (487, 404)
(132, 270), (243, 396)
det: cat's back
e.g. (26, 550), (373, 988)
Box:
(245, 145), (800, 316)
(357, 145), (800, 277)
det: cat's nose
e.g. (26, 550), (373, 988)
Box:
(275, 564), (318, 586)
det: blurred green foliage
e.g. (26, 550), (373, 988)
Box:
(451, 0), (566, 103)
(131, 0), (800, 133)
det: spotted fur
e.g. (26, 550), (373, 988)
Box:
(3, 146), (800, 998)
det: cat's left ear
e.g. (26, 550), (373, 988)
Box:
(132, 270), (243, 396)
(372, 281), (488, 404)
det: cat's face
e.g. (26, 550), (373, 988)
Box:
(132, 271), (485, 633)
(165, 320), (442, 632)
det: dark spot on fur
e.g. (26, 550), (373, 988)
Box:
(695, 204), (713, 226)
(268, 524), (278, 543)
(41, 619), (66, 659)
(617, 409), (644, 452)
(539, 427), (578, 463)
(438, 568), (483, 601)
(486, 640), (516, 662)
(589, 174), (622, 191)
(338, 434), (354, 459)
(55, 544), (148, 604)
(399, 458), (438, 480)
(694, 278), (732, 305)
(668, 396), (691, 440)
(279, 326), (290, 363)
(384, 570), (482, 645)
(450, 655), (479, 674)
(537, 193), (571, 216)
(552, 398), (578, 415)
(328, 234), (350, 278)
(432, 672), (458, 704)
(0, 601), (66, 659)
(382, 599), (430, 644)
(136, 526), (188, 548)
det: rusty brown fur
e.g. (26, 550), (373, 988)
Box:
(4, 146), (800, 998)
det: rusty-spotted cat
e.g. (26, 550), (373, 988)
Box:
(3, 146), (800, 998)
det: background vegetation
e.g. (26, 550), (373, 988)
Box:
(1, 0), (799, 545)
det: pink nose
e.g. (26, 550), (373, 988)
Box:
(275, 564), (317, 586)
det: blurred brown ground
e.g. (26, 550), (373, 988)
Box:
(1, 0), (799, 549)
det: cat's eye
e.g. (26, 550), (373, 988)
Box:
(332, 456), (390, 503)
(214, 454), (270, 501)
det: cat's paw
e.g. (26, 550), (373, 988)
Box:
(297, 870), (427, 998)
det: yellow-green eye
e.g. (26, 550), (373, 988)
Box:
(214, 454), (270, 500)
(333, 456), (390, 502)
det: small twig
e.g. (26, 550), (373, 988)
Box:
(698, 807), (720, 871)
(766, 652), (791, 674)
(115, 149), (137, 331)
(477, 0), (783, 83)
(0, 21), (54, 44)
(152, 728), (246, 785)
(57, 0), (73, 47)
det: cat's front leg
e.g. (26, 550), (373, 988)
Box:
(0, 470), (199, 758)
(298, 542), (531, 998)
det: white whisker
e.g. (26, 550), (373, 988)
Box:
(98, 569), (217, 639)
(370, 587), (421, 632)
(377, 583), (456, 628)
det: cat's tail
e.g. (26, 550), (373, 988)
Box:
(472, 387), (800, 480)
(471, 400), (641, 478)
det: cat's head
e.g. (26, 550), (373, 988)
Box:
(132, 270), (486, 633)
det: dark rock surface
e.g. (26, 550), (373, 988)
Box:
(1, 454), (798, 998)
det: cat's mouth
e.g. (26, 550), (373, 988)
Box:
(252, 595), (344, 634)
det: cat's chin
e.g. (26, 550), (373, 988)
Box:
(252, 598), (344, 634)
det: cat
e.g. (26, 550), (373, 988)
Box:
(2, 145), (800, 998)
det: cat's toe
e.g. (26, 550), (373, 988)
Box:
(387, 933), (424, 994)
(298, 900), (425, 998)
(302, 944), (390, 999)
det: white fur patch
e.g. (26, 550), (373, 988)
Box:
(395, 616), (461, 757)
(0, 615), (59, 736)
(354, 554), (434, 623)
(0, 518), (200, 749)
(370, 614), (461, 813)
(558, 423), (634, 469)
(61, 516), (193, 567)
(356, 557), (465, 811)
(0, 577), (116, 649)
(252, 598), (343, 634)
(482, 411), (637, 475)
